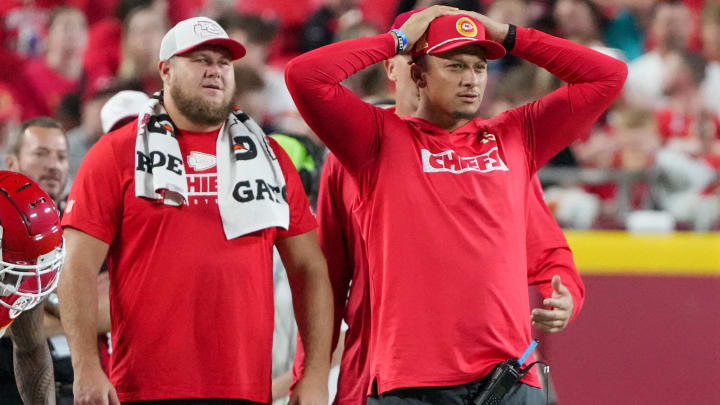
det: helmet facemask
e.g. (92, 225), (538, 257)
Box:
(0, 224), (65, 317)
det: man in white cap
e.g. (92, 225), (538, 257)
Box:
(58, 16), (333, 405)
(99, 90), (150, 134)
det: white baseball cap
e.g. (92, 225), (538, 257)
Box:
(100, 90), (150, 134)
(159, 16), (246, 61)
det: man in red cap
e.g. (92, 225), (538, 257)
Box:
(286, 6), (626, 404)
(292, 7), (587, 405)
(59, 16), (333, 405)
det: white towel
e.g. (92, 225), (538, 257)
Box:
(134, 94), (289, 239)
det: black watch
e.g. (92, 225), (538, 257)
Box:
(502, 24), (517, 53)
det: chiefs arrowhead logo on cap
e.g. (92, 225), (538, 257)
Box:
(456, 17), (478, 37)
(193, 20), (223, 39)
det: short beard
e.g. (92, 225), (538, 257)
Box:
(169, 82), (234, 127)
(453, 109), (480, 120)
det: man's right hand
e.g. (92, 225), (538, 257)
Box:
(73, 365), (120, 405)
(398, 5), (462, 52)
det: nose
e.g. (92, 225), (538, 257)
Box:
(204, 62), (222, 78)
(460, 68), (481, 88)
(45, 153), (65, 174)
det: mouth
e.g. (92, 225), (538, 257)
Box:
(202, 83), (222, 91)
(458, 93), (479, 103)
(39, 176), (61, 186)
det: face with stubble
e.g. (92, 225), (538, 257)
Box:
(6, 127), (68, 202)
(413, 45), (488, 121)
(164, 45), (236, 126)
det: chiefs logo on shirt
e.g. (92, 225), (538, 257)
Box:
(420, 133), (508, 174)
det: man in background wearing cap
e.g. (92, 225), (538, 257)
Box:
(287, 6), (626, 404)
(59, 16), (333, 405)
(291, 7), (588, 405)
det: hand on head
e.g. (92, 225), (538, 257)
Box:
(397, 5), (462, 53)
(397, 7), (510, 54)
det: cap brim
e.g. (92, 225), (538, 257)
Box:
(174, 38), (246, 60)
(420, 38), (506, 60)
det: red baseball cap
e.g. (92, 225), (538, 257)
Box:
(411, 14), (506, 60)
(391, 9), (424, 30)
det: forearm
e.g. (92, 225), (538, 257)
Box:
(510, 27), (627, 168)
(14, 342), (55, 405)
(288, 264), (334, 378)
(58, 267), (102, 371)
(512, 27), (627, 86)
(285, 35), (396, 172)
(11, 305), (56, 405)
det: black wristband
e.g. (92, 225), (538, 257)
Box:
(502, 24), (517, 53)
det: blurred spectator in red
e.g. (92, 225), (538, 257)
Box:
(653, 49), (720, 160)
(0, 0), (57, 59)
(553, 0), (624, 60)
(116, 4), (166, 92)
(0, 83), (21, 167)
(83, 0), (167, 95)
(625, 1), (694, 109)
(220, 14), (296, 130)
(571, 107), (659, 223)
(649, 48), (720, 231)
(700, 2), (720, 117)
(298, 0), (361, 52)
(22, 6), (87, 120)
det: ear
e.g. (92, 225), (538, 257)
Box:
(384, 59), (395, 81)
(410, 63), (426, 88)
(5, 154), (19, 171)
(158, 60), (171, 82)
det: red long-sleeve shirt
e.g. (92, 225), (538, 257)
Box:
(286, 27), (625, 393)
(292, 163), (585, 405)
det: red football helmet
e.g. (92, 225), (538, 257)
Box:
(0, 171), (64, 317)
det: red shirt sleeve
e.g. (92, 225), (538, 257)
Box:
(292, 154), (354, 386)
(508, 27), (628, 172)
(526, 177), (585, 322)
(271, 138), (317, 238)
(61, 129), (125, 244)
(316, 154), (354, 345)
(285, 34), (397, 174)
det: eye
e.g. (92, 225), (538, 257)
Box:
(474, 64), (487, 72)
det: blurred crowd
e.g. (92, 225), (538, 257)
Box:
(0, 0), (719, 237)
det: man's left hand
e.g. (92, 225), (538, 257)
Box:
(287, 372), (328, 405)
(531, 275), (574, 333)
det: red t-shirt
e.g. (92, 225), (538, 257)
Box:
(286, 28), (625, 393)
(22, 59), (81, 119)
(61, 121), (316, 402)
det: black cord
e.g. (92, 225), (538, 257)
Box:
(519, 360), (550, 404)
